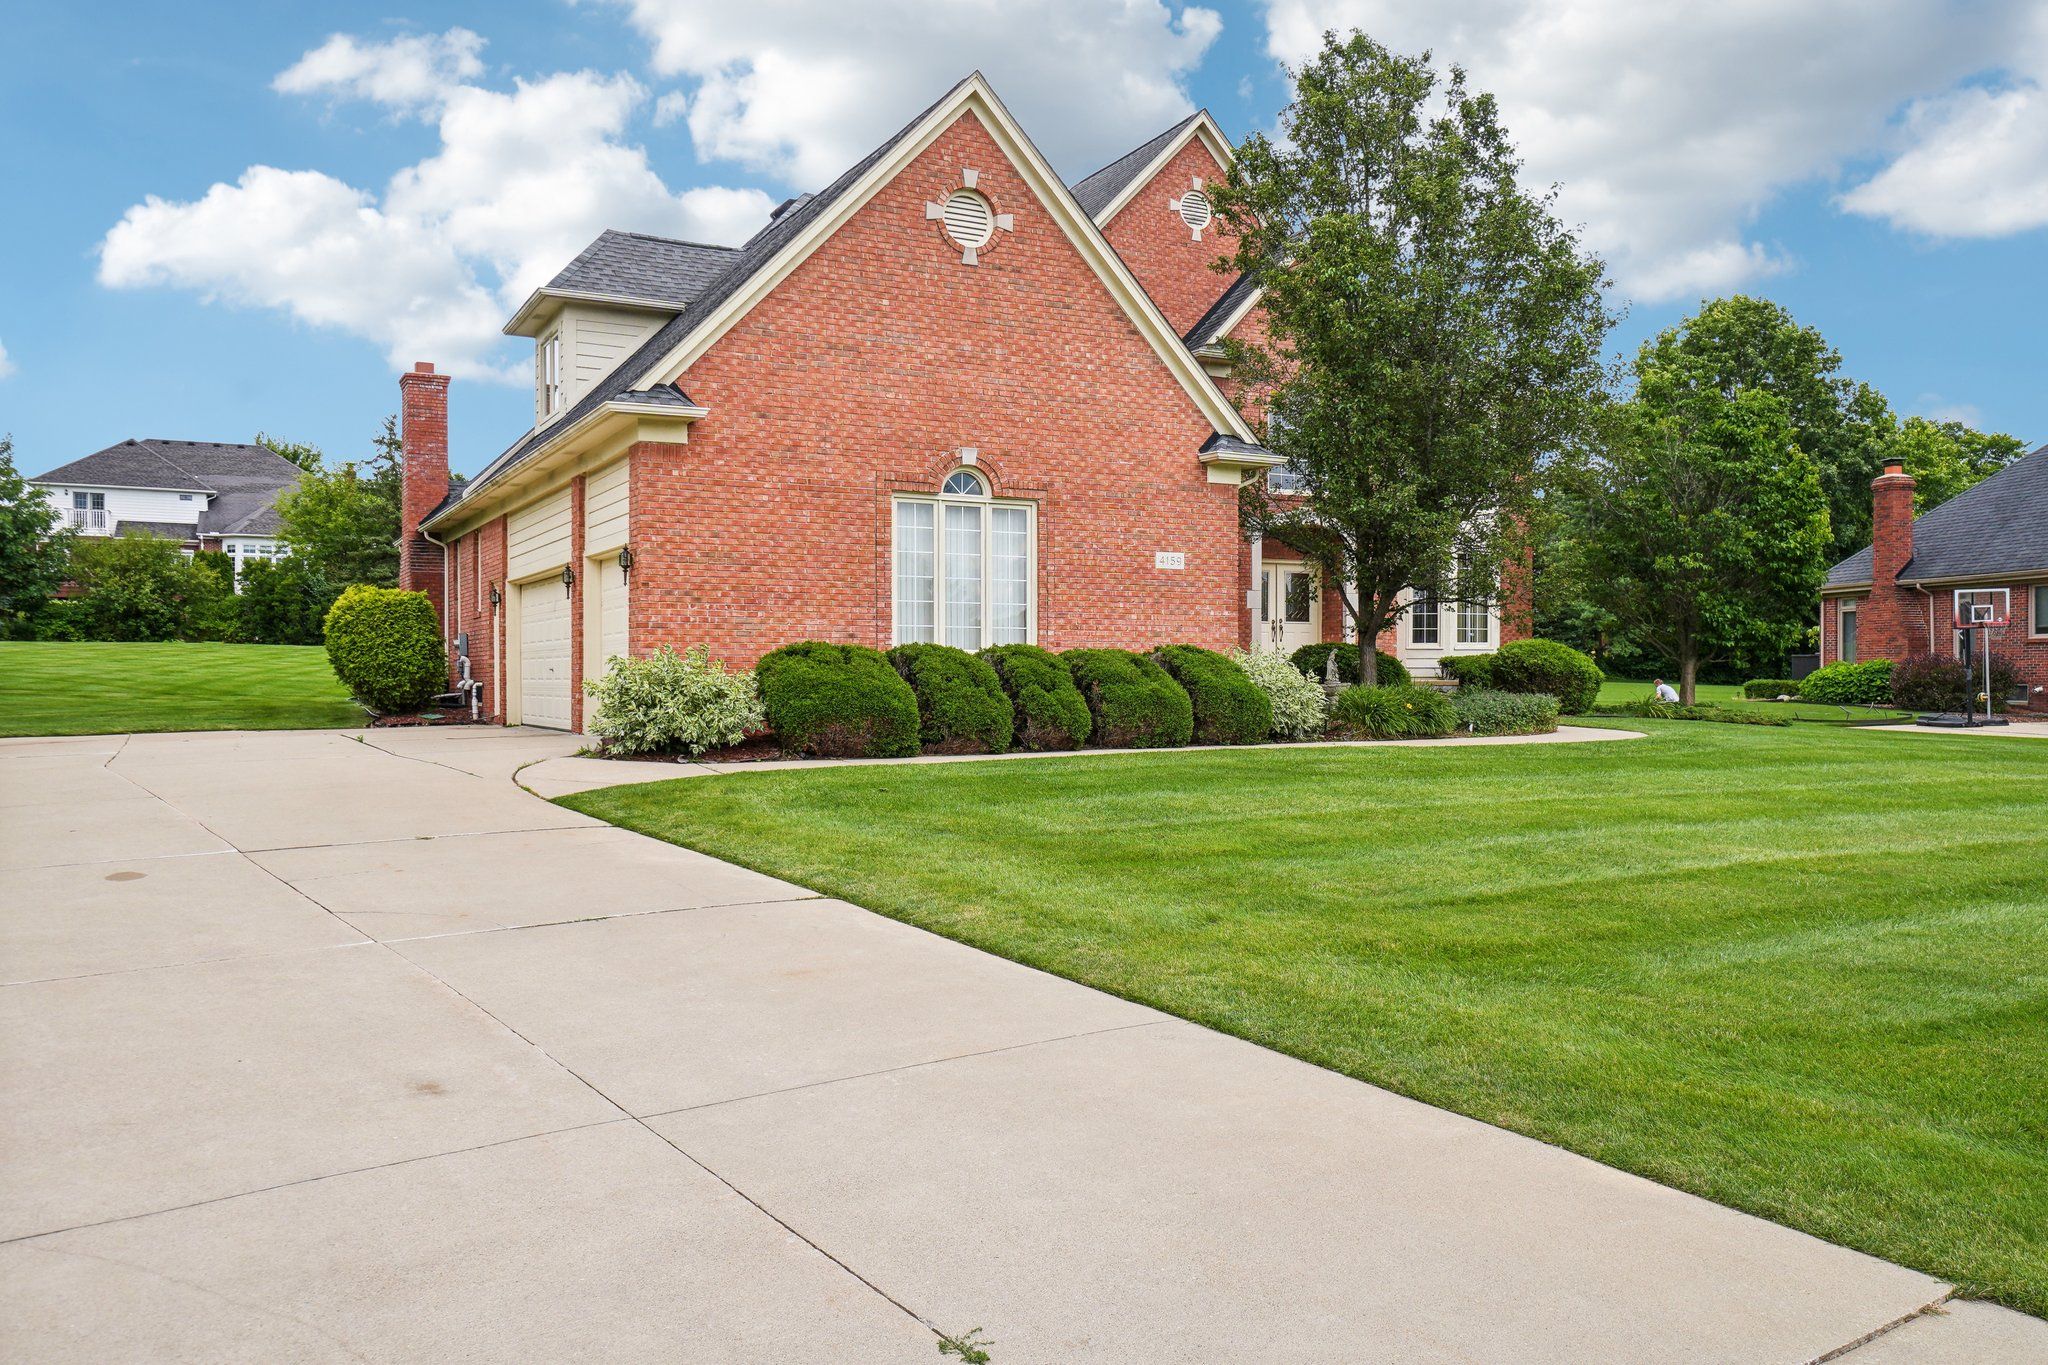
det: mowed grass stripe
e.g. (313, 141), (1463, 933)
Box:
(563, 721), (2048, 1315)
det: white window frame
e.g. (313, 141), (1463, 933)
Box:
(1410, 586), (1440, 645)
(539, 331), (563, 418)
(2031, 584), (2047, 640)
(1838, 602), (1858, 663)
(892, 472), (1036, 650)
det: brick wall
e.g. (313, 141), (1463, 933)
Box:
(447, 516), (508, 721)
(1830, 584), (2048, 709)
(1099, 136), (1239, 336)
(624, 112), (1241, 667)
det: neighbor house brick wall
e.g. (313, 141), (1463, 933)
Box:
(624, 111), (1240, 667)
(1099, 136), (1239, 336)
(398, 363), (451, 625)
(1829, 582), (2048, 709)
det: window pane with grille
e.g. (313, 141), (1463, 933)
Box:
(893, 501), (935, 643)
(1411, 589), (1439, 644)
(943, 503), (984, 648)
(990, 506), (1029, 643)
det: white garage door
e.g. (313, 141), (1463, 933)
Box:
(518, 579), (572, 730)
(594, 555), (629, 674)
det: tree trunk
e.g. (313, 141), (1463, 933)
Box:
(1678, 647), (1698, 706)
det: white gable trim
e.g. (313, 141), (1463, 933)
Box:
(626, 75), (1254, 443)
(1091, 111), (1236, 229)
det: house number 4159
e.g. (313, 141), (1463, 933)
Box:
(1154, 551), (1186, 570)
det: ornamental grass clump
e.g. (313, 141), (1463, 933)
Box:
(1228, 647), (1328, 740)
(1062, 648), (1194, 748)
(1328, 683), (1458, 739)
(322, 585), (445, 714)
(755, 641), (921, 758)
(979, 644), (1092, 750)
(1154, 645), (1272, 745)
(583, 645), (764, 756)
(888, 643), (1013, 753)
(1451, 687), (1559, 736)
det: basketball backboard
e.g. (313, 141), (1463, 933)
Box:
(1954, 587), (2010, 629)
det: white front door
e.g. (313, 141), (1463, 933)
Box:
(1258, 563), (1321, 655)
(517, 579), (572, 730)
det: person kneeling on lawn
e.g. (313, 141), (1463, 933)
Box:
(1654, 679), (1680, 703)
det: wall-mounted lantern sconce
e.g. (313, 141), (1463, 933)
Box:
(489, 584), (501, 609)
(561, 564), (576, 597)
(617, 545), (634, 585)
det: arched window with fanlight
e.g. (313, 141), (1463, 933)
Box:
(893, 467), (1034, 648)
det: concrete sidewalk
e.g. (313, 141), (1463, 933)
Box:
(3, 727), (2042, 1362)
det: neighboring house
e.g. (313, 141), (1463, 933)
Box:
(29, 438), (301, 579)
(399, 74), (1522, 731)
(1820, 446), (2048, 710)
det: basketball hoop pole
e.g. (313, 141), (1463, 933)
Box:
(1982, 622), (1995, 726)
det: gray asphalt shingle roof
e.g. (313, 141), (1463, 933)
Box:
(544, 230), (738, 307)
(1183, 271), (1260, 349)
(1070, 114), (1198, 219)
(445, 77), (976, 517)
(31, 440), (301, 540)
(1826, 443), (2048, 586)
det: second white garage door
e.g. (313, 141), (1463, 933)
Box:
(517, 579), (572, 730)
(593, 554), (628, 674)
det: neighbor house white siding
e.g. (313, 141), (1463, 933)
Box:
(37, 485), (203, 536)
(506, 487), (573, 582)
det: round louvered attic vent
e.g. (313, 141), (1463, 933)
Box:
(1177, 189), (1213, 232)
(942, 190), (995, 248)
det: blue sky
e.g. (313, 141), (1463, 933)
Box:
(3, 1), (2043, 479)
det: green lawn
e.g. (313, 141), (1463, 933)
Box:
(1598, 676), (1741, 705)
(1599, 677), (1909, 724)
(0, 641), (362, 736)
(562, 723), (2048, 1316)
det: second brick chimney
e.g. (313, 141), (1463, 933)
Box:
(398, 361), (450, 625)
(1861, 455), (1920, 660)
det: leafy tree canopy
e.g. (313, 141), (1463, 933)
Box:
(0, 436), (74, 634)
(1211, 31), (1614, 681)
(275, 415), (402, 588)
(257, 432), (325, 474)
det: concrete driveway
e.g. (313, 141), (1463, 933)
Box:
(3, 727), (2042, 1363)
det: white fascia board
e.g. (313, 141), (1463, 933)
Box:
(504, 288), (682, 338)
(1092, 111), (1235, 228)
(624, 75), (1254, 443)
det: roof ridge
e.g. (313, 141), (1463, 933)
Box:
(1072, 111), (1200, 190)
(606, 229), (741, 252)
(132, 439), (218, 493)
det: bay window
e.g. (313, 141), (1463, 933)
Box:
(893, 469), (1034, 648)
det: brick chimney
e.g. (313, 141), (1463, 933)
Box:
(1870, 456), (1915, 590)
(1861, 455), (1919, 660)
(398, 361), (450, 624)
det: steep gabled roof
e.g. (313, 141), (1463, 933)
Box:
(540, 230), (737, 309)
(440, 75), (1256, 530)
(1070, 114), (1200, 219)
(1826, 443), (2048, 586)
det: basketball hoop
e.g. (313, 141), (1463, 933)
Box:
(1953, 588), (2011, 630)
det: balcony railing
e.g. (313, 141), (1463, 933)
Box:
(66, 509), (109, 532)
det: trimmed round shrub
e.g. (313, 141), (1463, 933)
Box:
(1289, 641), (1409, 687)
(584, 645), (764, 756)
(1888, 652), (2018, 713)
(980, 644), (1092, 750)
(1486, 639), (1603, 714)
(1228, 648), (1329, 740)
(1062, 648), (1194, 748)
(1328, 683), (1458, 739)
(1154, 645), (1272, 745)
(1451, 687), (1559, 736)
(323, 585), (446, 714)
(888, 643), (1013, 753)
(1799, 659), (1894, 706)
(1438, 653), (1496, 689)
(1742, 678), (1800, 700)
(755, 641), (920, 758)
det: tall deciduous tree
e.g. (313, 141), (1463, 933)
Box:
(1630, 296), (1896, 563)
(1888, 415), (2026, 511)
(1210, 32), (1614, 683)
(1577, 347), (1831, 702)
(275, 415), (403, 588)
(0, 436), (73, 635)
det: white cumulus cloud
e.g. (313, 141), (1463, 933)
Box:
(100, 29), (775, 383)
(595, 0), (1223, 185)
(0, 338), (14, 380)
(1259, 1), (2041, 302)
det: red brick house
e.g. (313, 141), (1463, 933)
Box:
(404, 74), (1520, 729)
(1820, 445), (2048, 710)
